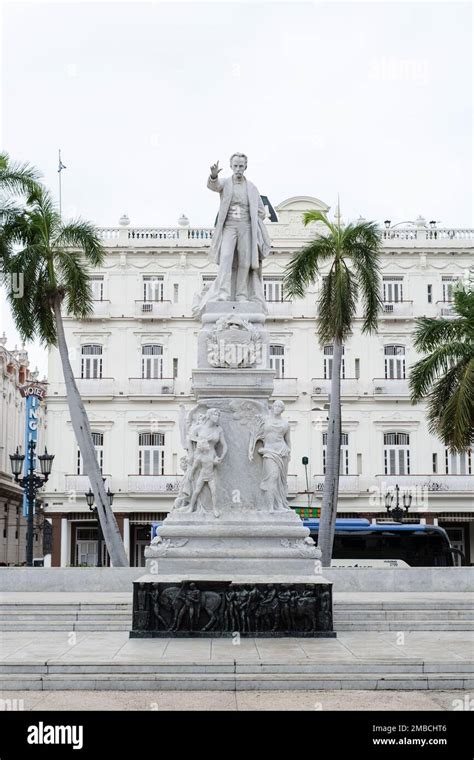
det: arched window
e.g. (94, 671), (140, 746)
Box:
(323, 345), (345, 380)
(138, 432), (165, 475)
(269, 344), (285, 378)
(384, 345), (406, 379)
(323, 432), (349, 475)
(81, 344), (103, 379)
(384, 432), (410, 475)
(77, 432), (104, 474)
(141, 345), (163, 379)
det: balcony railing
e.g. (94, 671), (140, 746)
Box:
(88, 300), (110, 318)
(128, 474), (299, 495)
(313, 475), (360, 493)
(381, 301), (413, 317)
(128, 475), (182, 494)
(75, 378), (115, 397)
(382, 228), (474, 244)
(135, 300), (172, 318)
(375, 475), (473, 492)
(373, 378), (410, 397)
(96, 224), (474, 248)
(436, 301), (456, 317)
(311, 378), (360, 397)
(265, 300), (293, 319)
(272, 378), (298, 397)
(65, 474), (111, 493)
(128, 378), (175, 396)
(97, 227), (214, 247)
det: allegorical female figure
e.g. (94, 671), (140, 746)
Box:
(248, 400), (291, 512)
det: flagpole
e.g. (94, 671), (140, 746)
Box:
(58, 149), (66, 217)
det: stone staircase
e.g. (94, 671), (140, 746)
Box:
(0, 661), (473, 691)
(0, 598), (472, 632)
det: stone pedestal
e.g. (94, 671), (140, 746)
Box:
(131, 301), (335, 637)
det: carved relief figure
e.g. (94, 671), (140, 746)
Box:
(173, 407), (227, 517)
(188, 439), (220, 518)
(249, 400), (291, 512)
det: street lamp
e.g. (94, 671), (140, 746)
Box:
(9, 441), (54, 567)
(385, 483), (412, 522)
(84, 484), (114, 567)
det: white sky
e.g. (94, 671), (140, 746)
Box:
(1, 0), (472, 375)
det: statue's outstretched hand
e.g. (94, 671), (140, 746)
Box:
(210, 161), (222, 179)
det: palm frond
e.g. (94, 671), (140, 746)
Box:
(283, 237), (334, 298)
(56, 221), (104, 266)
(0, 152), (42, 197)
(409, 342), (471, 401)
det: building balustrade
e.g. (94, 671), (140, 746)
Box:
(313, 475), (360, 493)
(75, 378), (115, 397)
(375, 474), (473, 493)
(128, 378), (175, 396)
(381, 301), (413, 317)
(311, 378), (360, 398)
(436, 301), (457, 317)
(135, 300), (172, 318)
(65, 474), (111, 492)
(272, 378), (299, 398)
(373, 378), (410, 397)
(265, 300), (293, 319)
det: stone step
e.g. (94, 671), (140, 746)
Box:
(0, 621), (472, 632)
(2, 660), (472, 675)
(0, 671), (472, 691)
(335, 621), (474, 631)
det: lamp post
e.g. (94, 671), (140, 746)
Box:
(384, 483), (412, 522)
(302, 456), (311, 508)
(9, 440), (54, 567)
(85, 484), (114, 567)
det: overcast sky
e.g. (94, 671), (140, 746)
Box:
(1, 0), (472, 375)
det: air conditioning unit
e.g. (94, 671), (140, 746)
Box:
(162, 386), (172, 394)
(383, 303), (394, 313)
(313, 387), (322, 395)
(142, 303), (153, 313)
(375, 386), (384, 394)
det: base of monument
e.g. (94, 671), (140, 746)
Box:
(130, 575), (336, 638)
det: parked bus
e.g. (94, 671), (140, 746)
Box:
(303, 518), (464, 567)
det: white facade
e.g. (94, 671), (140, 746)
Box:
(43, 197), (474, 566)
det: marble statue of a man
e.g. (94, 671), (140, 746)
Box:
(193, 153), (271, 313)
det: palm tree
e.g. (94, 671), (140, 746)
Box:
(0, 152), (42, 202)
(1, 187), (128, 566)
(0, 152), (43, 266)
(410, 286), (474, 453)
(284, 210), (382, 566)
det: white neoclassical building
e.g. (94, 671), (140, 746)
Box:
(43, 197), (474, 567)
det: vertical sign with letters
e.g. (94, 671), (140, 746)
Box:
(19, 384), (46, 517)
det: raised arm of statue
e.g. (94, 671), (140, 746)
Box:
(207, 160), (223, 193)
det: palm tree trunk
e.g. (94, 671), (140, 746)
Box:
(52, 299), (129, 567)
(318, 338), (343, 567)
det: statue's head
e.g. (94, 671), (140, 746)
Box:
(230, 152), (248, 178)
(207, 408), (220, 424)
(272, 400), (285, 416)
